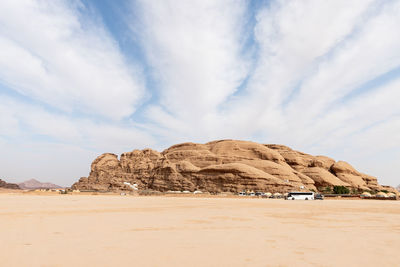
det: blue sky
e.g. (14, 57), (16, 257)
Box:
(0, 0), (399, 187)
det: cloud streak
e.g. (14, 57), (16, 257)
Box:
(129, 0), (250, 140)
(0, 0), (144, 119)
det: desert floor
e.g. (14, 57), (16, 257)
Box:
(1, 193), (399, 267)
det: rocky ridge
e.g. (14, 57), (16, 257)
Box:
(72, 140), (397, 194)
(0, 179), (20, 189)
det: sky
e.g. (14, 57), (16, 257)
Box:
(0, 0), (399, 187)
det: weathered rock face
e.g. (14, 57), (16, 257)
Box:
(0, 179), (20, 189)
(72, 140), (393, 193)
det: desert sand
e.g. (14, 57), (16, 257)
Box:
(1, 193), (399, 267)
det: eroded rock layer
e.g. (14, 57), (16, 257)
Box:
(72, 140), (395, 193)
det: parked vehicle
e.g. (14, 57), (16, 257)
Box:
(286, 192), (314, 200)
(315, 193), (324, 200)
(238, 192), (246, 196)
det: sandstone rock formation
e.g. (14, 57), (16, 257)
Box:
(0, 179), (20, 189)
(72, 140), (395, 194)
(18, 179), (63, 190)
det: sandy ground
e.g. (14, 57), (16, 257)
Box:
(1, 193), (399, 267)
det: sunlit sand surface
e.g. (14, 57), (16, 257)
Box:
(1, 193), (399, 266)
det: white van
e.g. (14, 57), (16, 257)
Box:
(286, 192), (314, 200)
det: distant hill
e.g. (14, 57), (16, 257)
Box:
(397, 185), (400, 192)
(0, 179), (20, 189)
(18, 179), (63, 190)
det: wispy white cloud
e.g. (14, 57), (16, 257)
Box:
(0, 94), (155, 152)
(285, 0), (400, 125)
(231, 0), (376, 134)
(130, 0), (249, 139)
(0, 0), (144, 119)
(252, 0), (375, 99)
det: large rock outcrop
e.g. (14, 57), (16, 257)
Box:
(0, 179), (20, 189)
(72, 140), (393, 193)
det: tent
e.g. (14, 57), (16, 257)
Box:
(376, 192), (388, 198)
(360, 192), (372, 197)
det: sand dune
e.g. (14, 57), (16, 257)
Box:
(1, 194), (399, 266)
